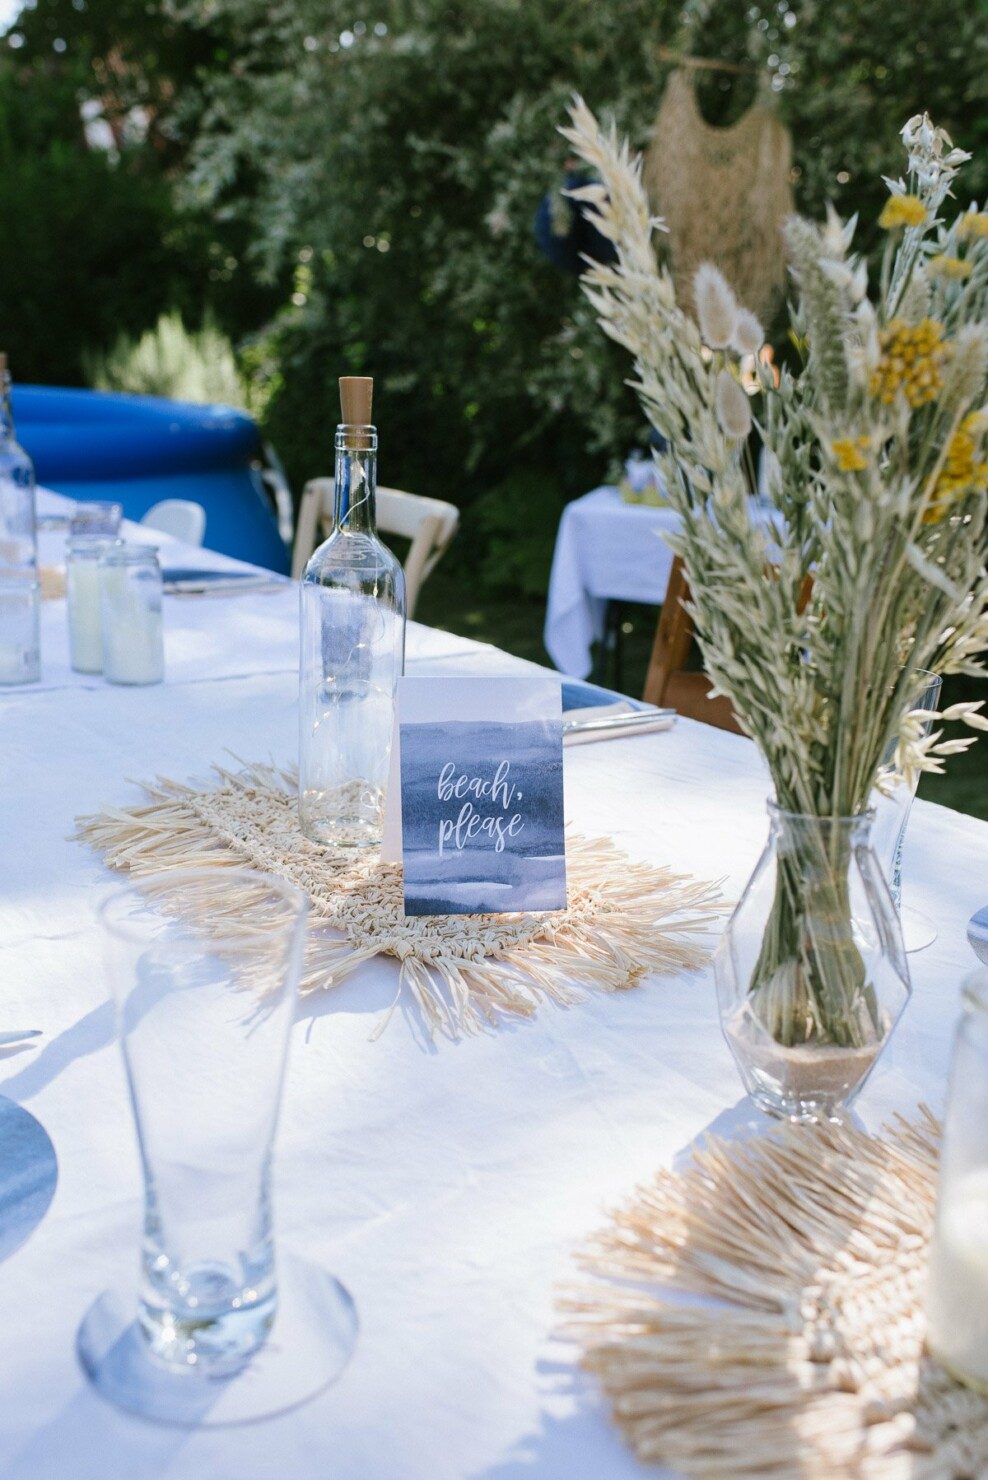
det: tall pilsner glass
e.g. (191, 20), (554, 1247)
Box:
(870, 669), (942, 951)
(78, 868), (357, 1425)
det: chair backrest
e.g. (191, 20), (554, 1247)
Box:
(292, 479), (459, 617)
(141, 498), (207, 547)
(642, 555), (744, 734)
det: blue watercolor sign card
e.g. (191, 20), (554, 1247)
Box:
(389, 674), (567, 917)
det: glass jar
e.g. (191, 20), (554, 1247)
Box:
(715, 804), (911, 1121)
(100, 544), (164, 686)
(926, 968), (988, 1393)
(67, 537), (110, 673)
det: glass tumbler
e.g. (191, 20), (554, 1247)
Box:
(70, 500), (123, 539)
(78, 868), (358, 1424)
(871, 670), (943, 908)
(926, 968), (988, 1393)
(100, 543), (164, 685)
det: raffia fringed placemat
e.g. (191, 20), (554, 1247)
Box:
(75, 761), (724, 1040)
(562, 1111), (988, 1478)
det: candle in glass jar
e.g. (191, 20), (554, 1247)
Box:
(926, 1167), (988, 1392)
(67, 538), (107, 673)
(100, 544), (164, 685)
(926, 967), (988, 1395)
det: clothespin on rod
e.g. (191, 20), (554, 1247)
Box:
(657, 44), (760, 76)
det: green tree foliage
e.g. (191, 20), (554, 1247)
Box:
(0, 0), (280, 384)
(171, 0), (988, 518)
(85, 311), (247, 407)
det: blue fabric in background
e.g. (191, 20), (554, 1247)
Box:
(561, 679), (645, 712)
(13, 385), (290, 573)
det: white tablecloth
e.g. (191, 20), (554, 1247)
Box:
(1, 496), (986, 1479)
(544, 487), (682, 678)
(34, 488), (481, 691)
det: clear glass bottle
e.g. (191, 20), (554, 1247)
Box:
(926, 968), (988, 1393)
(299, 378), (405, 848)
(0, 351), (40, 685)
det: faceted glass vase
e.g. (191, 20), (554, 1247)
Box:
(715, 805), (911, 1122)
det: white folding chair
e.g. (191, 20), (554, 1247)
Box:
(141, 498), (207, 547)
(292, 480), (459, 618)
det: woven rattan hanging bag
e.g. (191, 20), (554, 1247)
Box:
(643, 69), (794, 324)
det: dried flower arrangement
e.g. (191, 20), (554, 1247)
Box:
(562, 102), (988, 1064)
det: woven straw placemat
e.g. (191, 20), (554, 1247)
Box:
(562, 1110), (988, 1478)
(76, 761), (723, 1040)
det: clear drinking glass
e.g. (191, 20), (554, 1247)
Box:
(870, 669), (943, 950)
(299, 423), (405, 848)
(0, 573), (40, 685)
(70, 500), (123, 539)
(100, 542), (164, 685)
(78, 868), (357, 1425)
(926, 968), (988, 1393)
(715, 805), (911, 1121)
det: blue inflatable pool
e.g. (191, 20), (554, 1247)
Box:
(12, 385), (291, 573)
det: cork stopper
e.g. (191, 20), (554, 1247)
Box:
(339, 376), (373, 426)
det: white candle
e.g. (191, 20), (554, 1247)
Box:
(67, 554), (103, 673)
(100, 552), (165, 686)
(927, 1166), (988, 1391)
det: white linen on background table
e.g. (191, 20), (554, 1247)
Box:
(1, 577), (986, 1480)
(543, 486), (680, 678)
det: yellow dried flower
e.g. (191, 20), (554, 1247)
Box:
(869, 317), (949, 407)
(831, 436), (871, 472)
(957, 212), (988, 240)
(924, 413), (988, 523)
(878, 194), (928, 230)
(929, 254), (973, 281)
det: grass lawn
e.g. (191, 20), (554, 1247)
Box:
(416, 560), (987, 823)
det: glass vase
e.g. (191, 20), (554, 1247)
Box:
(926, 967), (988, 1393)
(715, 804), (911, 1122)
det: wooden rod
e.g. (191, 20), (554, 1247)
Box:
(657, 44), (760, 77)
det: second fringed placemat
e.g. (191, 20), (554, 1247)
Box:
(562, 1110), (988, 1478)
(76, 761), (724, 1040)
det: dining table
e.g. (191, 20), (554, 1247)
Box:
(1, 489), (986, 1479)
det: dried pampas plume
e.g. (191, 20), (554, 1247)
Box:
(715, 369), (752, 439)
(693, 263), (738, 348)
(731, 308), (764, 356)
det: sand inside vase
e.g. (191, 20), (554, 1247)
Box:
(725, 1002), (888, 1112)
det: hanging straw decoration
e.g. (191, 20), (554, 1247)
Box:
(76, 761), (724, 1041)
(643, 70), (794, 325)
(561, 1110), (988, 1477)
